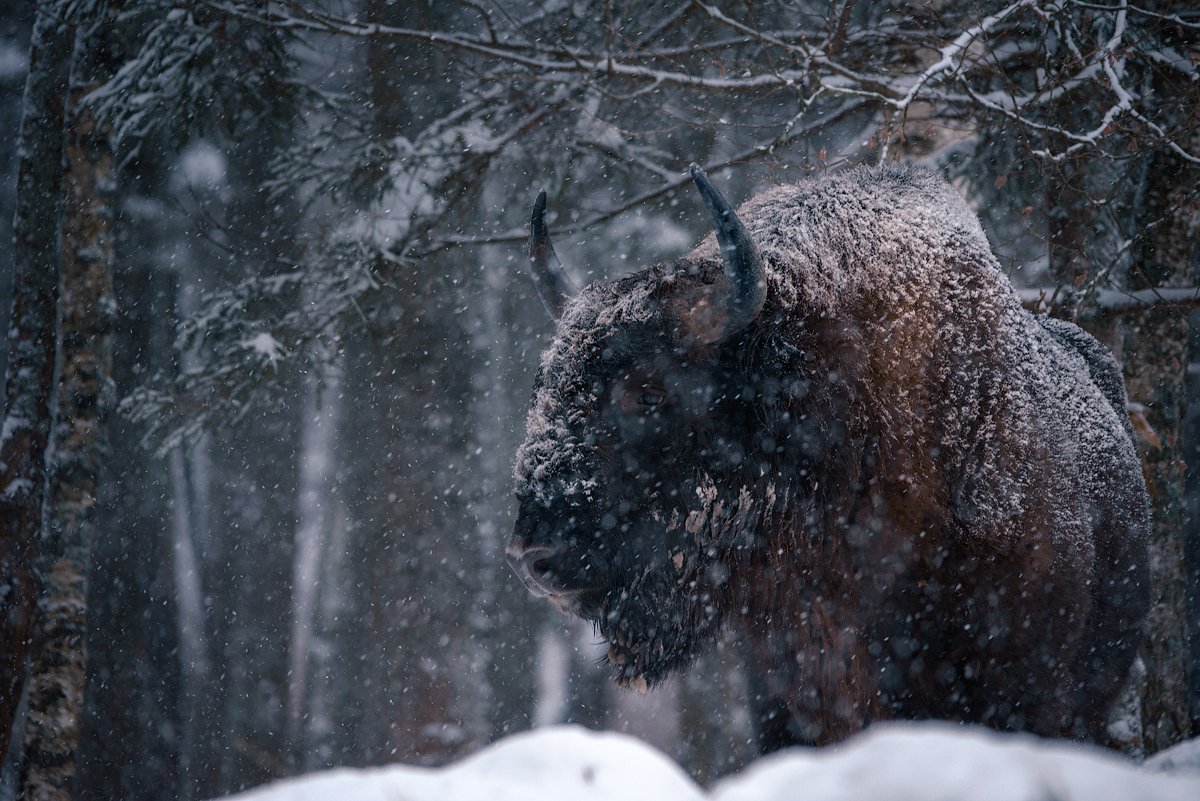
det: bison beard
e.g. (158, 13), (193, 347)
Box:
(507, 164), (1150, 750)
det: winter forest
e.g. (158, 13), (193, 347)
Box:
(0, 0), (1199, 799)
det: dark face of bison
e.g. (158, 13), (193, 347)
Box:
(508, 168), (809, 687)
(511, 278), (727, 686)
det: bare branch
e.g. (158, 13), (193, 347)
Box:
(1017, 286), (1200, 312)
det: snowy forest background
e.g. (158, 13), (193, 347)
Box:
(0, 1), (1198, 799)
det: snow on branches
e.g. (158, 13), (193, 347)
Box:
(105, 0), (1199, 446)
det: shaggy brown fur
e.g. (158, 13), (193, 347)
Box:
(510, 164), (1150, 748)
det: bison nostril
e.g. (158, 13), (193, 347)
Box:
(524, 550), (563, 589)
(506, 544), (571, 597)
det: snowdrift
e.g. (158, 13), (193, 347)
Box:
(223, 723), (1200, 801)
(712, 724), (1199, 801)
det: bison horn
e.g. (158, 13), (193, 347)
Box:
(529, 190), (578, 319)
(689, 164), (766, 339)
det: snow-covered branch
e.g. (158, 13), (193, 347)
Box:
(1017, 286), (1200, 313)
(116, 0), (1199, 445)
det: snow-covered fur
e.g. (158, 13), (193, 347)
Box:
(510, 164), (1150, 747)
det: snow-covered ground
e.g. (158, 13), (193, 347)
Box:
(224, 723), (1200, 801)
(225, 726), (703, 801)
(713, 724), (1199, 801)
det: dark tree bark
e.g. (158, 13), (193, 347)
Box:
(341, 267), (477, 767)
(1123, 143), (1200, 753)
(329, 0), (482, 769)
(0, 4), (36, 380)
(0, 1), (71, 767)
(17, 11), (117, 796)
(1187, 311), (1200, 738)
(1041, 47), (1198, 750)
(206, 177), (301, 799)
(77, 227), (181, 801)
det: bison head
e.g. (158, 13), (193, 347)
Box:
(508, 168), (822, 688)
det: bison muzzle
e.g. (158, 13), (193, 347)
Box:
(507, 163), (1150, 749)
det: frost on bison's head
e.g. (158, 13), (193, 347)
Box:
(507, 164), (1150, 745)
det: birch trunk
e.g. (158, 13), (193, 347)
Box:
(168, 443), (208, 800)
(287, 351), (341, 767)
(18, 16), (116, 797)
(169, 277), (214, 800)
(305, 497), (350, 769)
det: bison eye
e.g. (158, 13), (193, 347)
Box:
(614, 379), (669, 414)
(639, 388), (667, 407)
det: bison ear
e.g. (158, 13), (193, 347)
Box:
(686, 164), (766, 343)
(529, 190), (579, 320)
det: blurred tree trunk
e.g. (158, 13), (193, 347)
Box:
(287, 344), (342, 768)
(18, 9), (116, 797)
(0, 0), (71, 769)
(167, 437), (209, 798)
(305, 494), (351, 769)
(467, 240), (539, 741)
(204, 43), (304, 796)
(0, 4), (37, 382)
(168, 279), (216, 801)
(1043, 82), (1197, 752)
(1186, 308), (1200, 737)
(1045, 163), (1142, 750)
(78, 248), (181, 801)
(334, 0), (480, 767)
(210, 201), (300, 795)
(1122, 142), (1200, 754)
(343, 266), (476, 766)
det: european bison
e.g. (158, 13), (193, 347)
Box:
(507, 163), (1149, 748)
